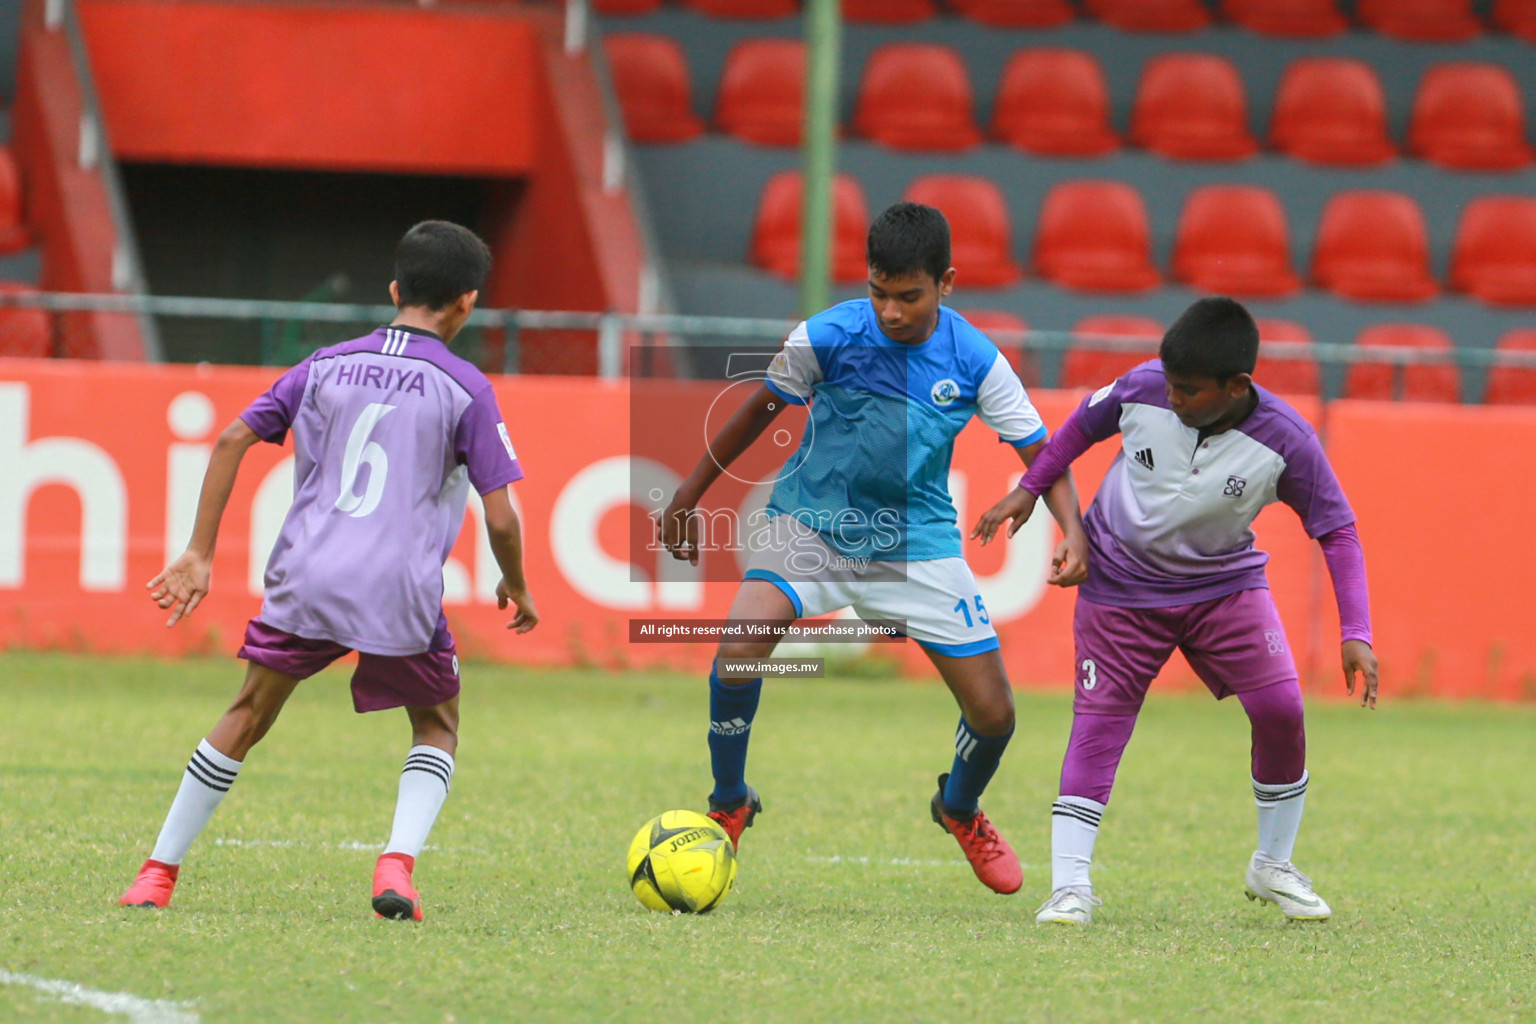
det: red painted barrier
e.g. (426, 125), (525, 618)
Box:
(2, 358), (1530, 700)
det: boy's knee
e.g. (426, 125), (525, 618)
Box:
(968, 696), (1015, 737)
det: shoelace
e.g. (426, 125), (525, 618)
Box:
(1041, 888), (1102, 912)
(1264, 861), (1313, 890)
(956, 815), (1008, 864)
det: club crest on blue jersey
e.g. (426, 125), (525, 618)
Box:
(930, 378), (961, 406)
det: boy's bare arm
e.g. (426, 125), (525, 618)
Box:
(483, 486), (538, 634)
(148, 418), (262, 627)
(660, 384), (787, 565)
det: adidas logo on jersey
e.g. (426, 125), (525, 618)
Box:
(710, 718), (751, 737)
(1133, 448), (1156, 470)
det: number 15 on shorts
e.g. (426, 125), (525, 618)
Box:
(953, 595), (990, 628)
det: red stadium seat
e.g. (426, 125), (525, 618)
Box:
(1253, 319), (1321, 396)
(1270, 58), (1396, 167)
(843, 0), (934, 23)
(903, 175), (1024, 288)
(1034, 181), (1160, 294)
(1063, 315), (1164, 388)
(854, 44), (981, 152)
(1450, 197), (1536, 307)
(0, 283), (51, 358)
(1484, 329), (1536, 405)
(958, 310), (1039, 386)
(750, 171), (870, 284)
(1357, 0), (1481, 42)
(603, 35), (704, 144)
(593, 0), (663, 14)
(1222, 0), (1347, 38)
(1131, 53), (1258, 162)
(1086, 0), (1212, 31)
(1173, 185), (1300, 298)
(1312, 192), (1438, 303)
(0, 149), (30, 255)
(1345, 325), (1460, 403)
(716, 39), (805, 147)
(1494, 0), (1536, 43)
(1408, 63), (1534, 172)
(992, 48), (1119, 158)
(682, 0), (798, 17)
(952, 0), (1075, 28)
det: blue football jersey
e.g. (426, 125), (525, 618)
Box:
(763, 300), (1045, 561)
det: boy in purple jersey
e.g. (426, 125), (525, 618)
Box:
(120, 221), (538, 921)
(975, 297), (1379, 924)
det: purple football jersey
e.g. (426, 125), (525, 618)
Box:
(1071, 361), (1354, 608)
(240, 325), (523, 655)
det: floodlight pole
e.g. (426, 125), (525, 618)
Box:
(799, 0), (841, 319)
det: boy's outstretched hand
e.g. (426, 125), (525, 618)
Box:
(971, 487), (1038, 545)
(146, 551), (212, 628)
(1342, 639), (1378, 709)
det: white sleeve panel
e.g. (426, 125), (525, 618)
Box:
(976, 351), (1047, 445)
(765, 322), (821, 405)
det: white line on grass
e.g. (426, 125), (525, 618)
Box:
(0, 970), (198, 1024)
(214, 838), (443, 851)
(806, 854), (1054, 870)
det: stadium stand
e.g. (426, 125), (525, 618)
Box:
(958, 308), (1039, 385)
(1063, 314), (1163, 388)
(1173, 185), (1300, 298)
(1130, 53), (1258, 162)
(682, 0), (798, 19)
(605, 33), (704, 144)
(1221, 0), (1348, 39)
(0, 146), (32, 254)
(1408, 63), (1534, 172)
(1484, 329), (1536, 405)
(594, 0), (664, 15)
(751, 170), (869, 284)
(1085, 0), (1212, 33)
(0, 282), (49, 358)
(842, 0), (935, 24)
(1034, 180), (1160, 294)
(1254, 318), (1322, 396)
(1494, 0), (1536, 42)
(952, 0), (1076, 29)
(992, 48), (1119, 158)
(1450, 196), (1536, 306)
(716, 38), (805, 146)
(1357, 0), (1482, 43)
(1345, 324), (1462, 402)
(903, 174), (1023, 288)
(1312, 191), (1439, 303)
(853, 44), (981, 151)
(1270, 58), (1397, 167)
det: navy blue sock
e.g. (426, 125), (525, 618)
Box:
(707, 664), (762, 806)
(943, 717), (1014, 817)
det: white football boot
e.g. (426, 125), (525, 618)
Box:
(1035, 886), (1102, 925)
(1244, 855), (1331, 921)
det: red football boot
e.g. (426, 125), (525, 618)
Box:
(931, 774), (1023, 895)
(372, 852), (423, 922)
(120, 859), (179, 908)
(706, 785), (763, 851)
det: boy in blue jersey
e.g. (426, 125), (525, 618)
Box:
(975, 297), (1378, 923)
(659, 203), (1088, 894)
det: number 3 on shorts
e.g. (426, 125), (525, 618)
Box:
(1080, 658), (1098, 691)
(952, 595), (990, 628)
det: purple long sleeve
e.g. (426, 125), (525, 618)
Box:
(1019, 406), (1096, 495)
(1318, 522), (1373, 645)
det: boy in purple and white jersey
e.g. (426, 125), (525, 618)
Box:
(975, 297), (1379, 924)
(120, 221), (538, 921)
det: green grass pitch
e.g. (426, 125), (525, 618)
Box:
(1, 651), (1532, 1023)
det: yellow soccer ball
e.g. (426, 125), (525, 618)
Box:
(626, 810), (738, 914)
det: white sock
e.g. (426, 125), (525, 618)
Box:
(383, 745), (456, 858)
(149, 739), (243, 865)
(1253, 770), (1309, 863)
(1051, 796), (1104, 892)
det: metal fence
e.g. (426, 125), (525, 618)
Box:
(1, 290), (1534, 401)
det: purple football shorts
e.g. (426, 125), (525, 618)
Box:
(1072, 588), (1297, 715)
(237, 619), (460, 713)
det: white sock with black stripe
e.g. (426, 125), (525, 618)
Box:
(384, 745), (456, 858)
(149, 739), (243, 865)
(1253, 771), (1308, 863)
(1051, 796), (1105, 892)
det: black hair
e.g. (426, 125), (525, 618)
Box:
(866, 202), (951, 283)
(394, 220), (492, 311)
(1159, 296), (1260, 381)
